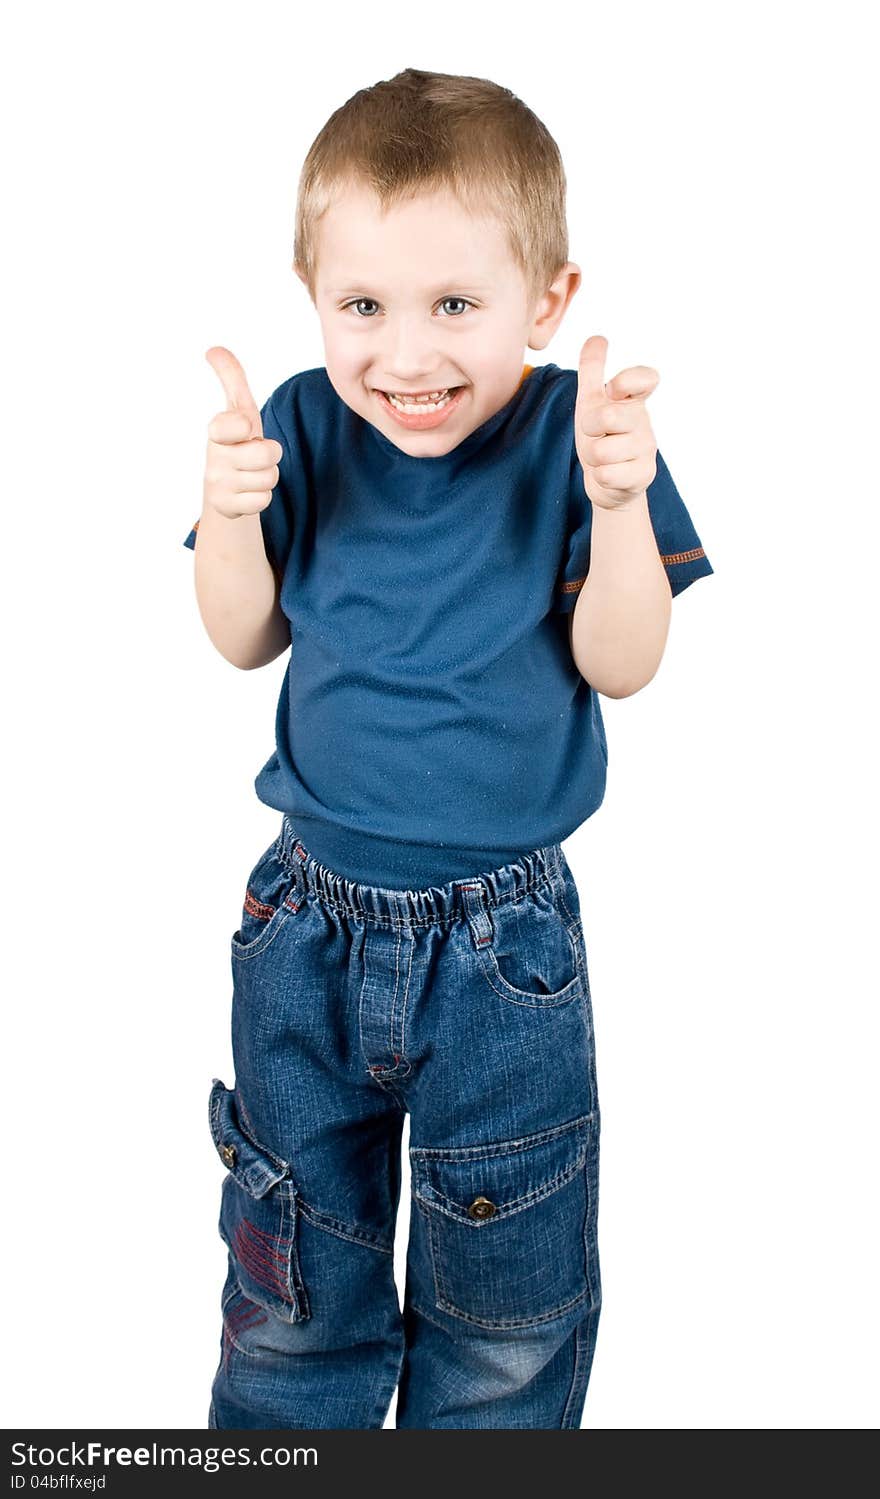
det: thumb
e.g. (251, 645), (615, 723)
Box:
(205, 346), (263, 438)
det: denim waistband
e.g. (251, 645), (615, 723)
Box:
(276, 814), (564, 927)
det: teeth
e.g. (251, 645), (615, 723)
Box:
(387, 388), (454, 413)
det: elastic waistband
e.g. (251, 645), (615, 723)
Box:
(275, 814), (564, 927)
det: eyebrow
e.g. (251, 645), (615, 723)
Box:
(327, 281), (494, 296)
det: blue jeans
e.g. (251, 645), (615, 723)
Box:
(208, 815), (601, 1429)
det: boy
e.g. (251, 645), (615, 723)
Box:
(184, 68), (713, 1430)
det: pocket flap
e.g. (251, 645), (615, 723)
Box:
(209, 1078), (290, 1197)
(412, 1112), (594, 1225)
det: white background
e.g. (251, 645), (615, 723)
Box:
(3, 0), (878, 1431)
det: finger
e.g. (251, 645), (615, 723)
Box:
(576, 334), (609, 407)
(605, 365), (660, 401)
(588, 456), (649, 491)
(215, 436), (283, 471)
(205, 346), (263, 437)
(578, 432), (641, 469)
(579, 398), (645, 438)
(231, 466), (279, 495)
(207, 409), (257, 445)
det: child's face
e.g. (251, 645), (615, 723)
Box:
(301, 182), (577, 458)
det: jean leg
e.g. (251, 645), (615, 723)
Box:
(393, 859), (602, 1429)
(210, 1104), (406, 1430)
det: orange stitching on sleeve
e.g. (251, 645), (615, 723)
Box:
(192, 518), (200, 532)
(559, 550), (705, 598)
(661, 546), (705, 565)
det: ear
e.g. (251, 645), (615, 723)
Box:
(527, 263), (582, 352)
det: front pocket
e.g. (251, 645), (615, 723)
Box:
(410, 1113), (598, 1329)
(475, 885), (583, 1007)
(209, 1079), (310, 1323)
(231, 841), (302, 960)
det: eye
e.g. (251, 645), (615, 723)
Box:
(340, 296), (476, 318)
(344, 298), (380, 317)
(438, 297), (474, 316)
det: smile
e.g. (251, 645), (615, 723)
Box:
(376, 385), (467, 430)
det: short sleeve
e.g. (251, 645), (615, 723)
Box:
(181, 393), (295, 576)
(553, 445), (714, 611)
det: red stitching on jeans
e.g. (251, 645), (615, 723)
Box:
(233, 1224), (294, 1301)
(235, 1220), (290, 1267)
(244, 889), (274, 921)
(226, 1303), (268, 1332)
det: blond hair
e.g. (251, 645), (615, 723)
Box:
(294, 68), (569, 306)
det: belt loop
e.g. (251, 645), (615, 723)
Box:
(457, 879), (493, 949)
(289, 837), (309, 899)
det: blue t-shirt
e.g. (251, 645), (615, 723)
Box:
(184, 362), (713, 887)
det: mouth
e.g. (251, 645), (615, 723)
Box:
(375, 384), (467, 430)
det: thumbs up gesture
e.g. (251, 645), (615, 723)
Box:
(202, 347), (284, 521)
(575, 335), (660, 510)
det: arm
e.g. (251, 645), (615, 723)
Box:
(569, 491), (671, 698)
(190, 346), (292, 671)
(191, 505), (290, 671)
(569, 335), (676, 697)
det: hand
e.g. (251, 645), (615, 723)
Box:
(575, 334), (659, 511)
(202, 347), (284, 521)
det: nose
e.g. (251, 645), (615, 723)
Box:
(379, 313), (441, 386)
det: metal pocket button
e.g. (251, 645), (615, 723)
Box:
(468, 1196), (497, 1220)
(219, 1143), (237, 1168)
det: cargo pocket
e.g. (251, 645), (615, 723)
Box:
(410, 1112), (597, 1330)
(474, 883), (583, 1008)
(209, 1078), (310, 1323)
(231, 839), (304, 961)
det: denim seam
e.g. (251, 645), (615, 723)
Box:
(411, 1111), (595, 1162)
(552, 869), (580, 941)
(419, 1200), (445, 1328)
(388, 923), (402, 1058)
(383, 921), (400, 1059)
(271, 890), (552, 930)
(475, 949), (583, 1009)
(210, 1082), (291, 1181)
(377, 1075), (409, 1111)
(274, 849), (558, 927)
(230, 900), (295, 961)
(415, 1148), (589, 1225)
(398, 923), (413, 1055)
(220, 1179), (307, 1321)
(409, 1298), (465, 1337)
(297, 1200), (394, 1256)
(221, 1311), (271, 1360)
(561, 1318), (590, 1428)
(433, 1283), (591, 1331)
(221, 1287), (270, 1364)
